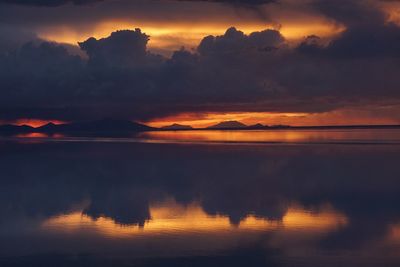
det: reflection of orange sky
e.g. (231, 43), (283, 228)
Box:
(388, 224), (400, 243)
(39, 20), (343, 54)
(382, 1), (400, 25)
(15, 133), (65, 138)
(43, 200), (347, 238)
(14, 133), (48, 138)
(139, 129), (400, 144)
(390, 225), (400, 240)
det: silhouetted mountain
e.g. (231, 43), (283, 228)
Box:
(207, 121), (247, 129)
(37, 119), (154, 133)
(161, 123), (193, 130)
(0, 124), (34, 133)
(2, 120), (400, 137)
(247, 123), (266, 129)
(270, 124), (291, 129)
(37, 122), (57, 131)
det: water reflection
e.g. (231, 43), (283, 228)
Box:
(6, 129), (400, 145)
(0, 140), (400, 266)
(43, 200), (347, 238)
(139, 129), (400, 144)
(14, 133), (65, 138)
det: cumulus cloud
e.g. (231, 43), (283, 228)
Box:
(79, 29), (163, 68)
(0, 25), (40, 53)
(198, 27), (284, 55)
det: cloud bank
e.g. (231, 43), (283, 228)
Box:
(0, 0), (400, 123)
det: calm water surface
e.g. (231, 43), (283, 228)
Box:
(1, 129), (400, 266)
(12, 128), (400, 144)
(140, 129), (400, 144)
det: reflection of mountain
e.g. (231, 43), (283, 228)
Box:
(2, 121), (400, 137)
(207, 121), (247, 129)
(0, 119), (154, 137)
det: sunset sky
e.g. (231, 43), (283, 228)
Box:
(1, 0), (400, 127)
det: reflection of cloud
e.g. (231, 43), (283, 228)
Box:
(43, 199), (347, 238)
(38, 200), (348, 262)
(1, 141), (400, 264)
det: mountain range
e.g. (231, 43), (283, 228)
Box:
(0, 119), (153, 135)
(1, 119), (400, 136)
(38, 119), (153, 133)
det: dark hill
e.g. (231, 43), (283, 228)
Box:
(161, 124), (193, 130)
(247, 123), (266, 129)
(207, 121), (247, 129)
(0, 124), (34, 133)
(37, 119), (154, 133)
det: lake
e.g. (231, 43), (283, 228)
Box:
(1, 129), (400, 266)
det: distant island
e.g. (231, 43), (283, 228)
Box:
(0, 119), (153, 136)
(207, 121), (247, 129)
(0, 119), (400, 137)
(161, 123), (193, 130)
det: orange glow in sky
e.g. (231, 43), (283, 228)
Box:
(6, 119), (65, 128)
(146, 112), (309, 128)
(145, 109), (400, 128)
(382, 1), (400, 25)
(38, 20), (344, 55)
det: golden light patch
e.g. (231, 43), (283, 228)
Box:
(145, 112), (309, 128)
(38, 20), (343, 55)
(42, 200), (347, 239)
(381, 1), (400, 25)
(145, 107), (400, 128)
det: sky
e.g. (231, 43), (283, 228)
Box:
(1, 0), (400, 127)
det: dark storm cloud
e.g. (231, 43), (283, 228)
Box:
(0, 0), (400, 121)
(0, 25), (40, 53)
(79, 29), (163, 68)
(0, 0), (103, 6)
(312, 0), (385, 27)
(198, 27), (284, 55)
(299, 0), (400, 58)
